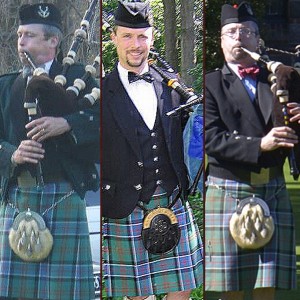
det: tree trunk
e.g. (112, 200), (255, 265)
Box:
(180, 0), (195, 86)
(162, 0), (179, 71)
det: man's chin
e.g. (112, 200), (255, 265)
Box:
(127, 60), (144, 68)
(233, 51), (248, 61)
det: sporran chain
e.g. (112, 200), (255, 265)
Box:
(208, 180), (285, 204)
(7, 189), (75, 216)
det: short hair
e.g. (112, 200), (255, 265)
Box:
(42, 24), (63, 53)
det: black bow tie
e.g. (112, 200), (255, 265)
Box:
(128, 71), (154, 84)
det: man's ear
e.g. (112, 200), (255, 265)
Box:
(111, 31), (117, 45)
(49, 36), (59, 49)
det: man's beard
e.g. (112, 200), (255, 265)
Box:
(126, 54), (147, 68)
(232, 48), (248, 60)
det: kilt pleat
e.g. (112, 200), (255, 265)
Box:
(0, 183), (94, 300)
(205, 176), (296, 292)
(103, 190), (203, 297)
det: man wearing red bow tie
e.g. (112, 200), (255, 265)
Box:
(205, 2), (299, 300)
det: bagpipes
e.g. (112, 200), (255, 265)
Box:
(24, 0), (100, 119)
(147, 51), (204, 195)
(148, 51), (203, 116)
(23, 0), (100, 186)
(241, 46), (300, 180)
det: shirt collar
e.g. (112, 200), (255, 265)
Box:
(43, 60), (54, 74)
(227, 63), (242, 79)
(227, 62), (258, 79)
(118, 62), (150, 84)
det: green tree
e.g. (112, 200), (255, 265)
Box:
(102, 0), (203, 94)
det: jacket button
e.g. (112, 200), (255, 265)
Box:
(137, 161), (143, 167)
(103, 184), (111, 190)
(134, 184), (142, 190)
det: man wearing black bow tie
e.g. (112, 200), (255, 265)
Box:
(205, 2), (300, 300)
(102, 1), (203, 300)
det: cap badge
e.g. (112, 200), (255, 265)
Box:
(245, 3), (253, 16)
(38, 5), (50, 18)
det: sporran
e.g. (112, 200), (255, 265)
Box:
(9, 208), (53, 262)
(229, 195), (274, 249)
(141, 206), (180, 255)
(8, 189), (74, 262)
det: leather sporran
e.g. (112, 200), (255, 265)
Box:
(9, 208), (53, 262)
(141, 207), (180, 255)
(229, 196), (274, 249)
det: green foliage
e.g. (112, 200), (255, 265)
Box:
(102, 0), (204, 91)
(102, 0), (118, 73)
(102, 0), (169, 73)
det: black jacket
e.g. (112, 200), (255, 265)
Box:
(205, 63), (288, 178)
(0, 60), (100, 200)
(102, 66), (189, 219)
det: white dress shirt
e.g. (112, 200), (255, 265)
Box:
(118, 63), (158, 129)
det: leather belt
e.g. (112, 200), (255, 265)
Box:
(209, 165), (283, 185)
(249, 167), (282, 185)
(16, 170), (66, 188)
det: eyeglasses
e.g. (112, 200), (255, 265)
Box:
(222, 27), (257, 39)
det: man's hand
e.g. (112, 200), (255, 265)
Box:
(287, 102), (300, 124)
(260, 126), (298, 152)
(26, 116), (71, 142)
(12, 140), (44, 164)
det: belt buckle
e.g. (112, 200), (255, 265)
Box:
(17, 171), (37, 188)
(250, 168), (270, 185)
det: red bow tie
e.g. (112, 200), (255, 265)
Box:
(238, 65), (260, 79)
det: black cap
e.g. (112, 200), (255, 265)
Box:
(114, 0), (152, 28)
(19, 3), (62, 31)
(221, 2), (257, 27)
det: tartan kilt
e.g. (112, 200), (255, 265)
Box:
(205, 175), (296, 292)
(0, 183), (94, 300)
(103, 189), (203, 297)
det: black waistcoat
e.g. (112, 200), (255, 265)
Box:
(128, 100), (178, 203)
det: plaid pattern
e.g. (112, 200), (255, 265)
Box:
(103, 188), (203, 297)
(205, 175), (296, 292)
(0, 183), (94, 300)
